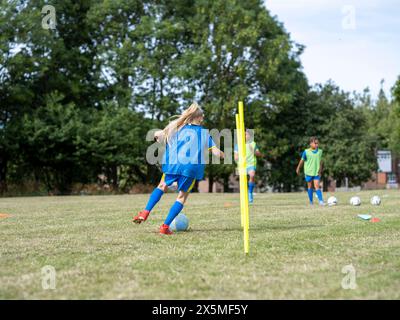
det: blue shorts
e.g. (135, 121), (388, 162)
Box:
(305, 175), (320, 182)
(162, 174), (196, 192)
(247, 166), (256, 174)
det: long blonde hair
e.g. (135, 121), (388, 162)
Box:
(162, 102), (204, 144)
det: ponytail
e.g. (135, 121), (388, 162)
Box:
(162, 102), (204, 144)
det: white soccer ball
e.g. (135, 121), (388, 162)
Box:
(350, 196), (361, 206)
(327, 196), (338, 206)
(370, 195), (381, 206)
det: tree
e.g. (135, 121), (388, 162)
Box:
(305, 83), (378, 187)
(1, 0), (390, 195)
(359, 80), (400, 156)
(14, 93), (85, 193)
(172, 0), (309, 191)
(394, 76), (400, 105)
(80, 104), (153, 191)
(0, 0), (38, 193)
(1, 0), (106, 193)
(390, 77), (400, 154)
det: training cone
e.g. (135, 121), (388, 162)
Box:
(358, 214), (372, 221)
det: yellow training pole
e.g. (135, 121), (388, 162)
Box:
(235, 114), (245, 228)
(238, 101), (249, 254)
(238, 103), (249, 225)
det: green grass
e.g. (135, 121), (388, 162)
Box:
(1, 190), (400, 299)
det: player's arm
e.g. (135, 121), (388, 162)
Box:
(255, 146), (263, 157)
(296, 159), (304, 176)
(211, 147), (225, 159)
(208, 135), (224, 159)
(319, 161), (324, 177)
(318, 150), (323, 176)
(250, 143), (263, 157)
(297, 150), (306, 175)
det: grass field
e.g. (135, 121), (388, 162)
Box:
(1, 190), (400, 299)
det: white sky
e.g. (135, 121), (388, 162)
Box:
(265, 0), (400, 98)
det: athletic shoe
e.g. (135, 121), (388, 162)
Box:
(132, 210), (150, 224)
(319, 201), (326, 206)
(159, 224), (173, 235)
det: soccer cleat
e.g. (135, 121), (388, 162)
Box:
(132, 210), (150, 224)
(159, 224), (173, 235)
(319, 201), (326, 206)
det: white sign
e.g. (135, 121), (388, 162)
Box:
(377, 151), (392, 173)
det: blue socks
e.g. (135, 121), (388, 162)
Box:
(307, 189), (323, 204)
(144, 188), (186, 226)
(307, 188), (314, 204)
(248, 182), (255, 194)
(316, 189), (323, 202)
(145, 188), (164, 212)
(248, 182), (255, 203)
(164, 201), (184, 226)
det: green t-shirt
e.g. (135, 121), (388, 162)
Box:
(302, 148), (323, 176)
(235, 142), (259, 168)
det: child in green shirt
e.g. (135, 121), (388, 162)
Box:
(296, 136), (325, 205)
(234, 130), (263, 203)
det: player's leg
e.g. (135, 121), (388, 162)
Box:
(133, 174), (169, 224)
(160, 191), (189, 234)
(313, 177), (325, 205)
(247, 168), (256, 203)
(160, 177), (195, 235)
(306, 176), (314, 204)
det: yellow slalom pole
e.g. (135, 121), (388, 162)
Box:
(235, 114), (245, 228)
(239, 102), (249, 214)
(238, 101), (249, 254)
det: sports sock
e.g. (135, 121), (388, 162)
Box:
(307, 188), (314, 203)
(145, 188), (164, 212)
(316, 189), (323, 202)
(248, 182), (255, 194)
(164, 201), (184, 226)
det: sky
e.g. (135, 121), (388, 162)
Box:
(265, 0), (400, 98)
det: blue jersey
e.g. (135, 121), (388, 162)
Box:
(162, 124), (216, 180)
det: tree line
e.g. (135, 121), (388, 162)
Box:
(1, 0), (400, 195)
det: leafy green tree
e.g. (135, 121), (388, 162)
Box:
(14, 93), (84, 193)
(171, 0), (309, 191)
(1, 0), (106, 193)
(367, 87), (393, 149)
(79, 104), (153, 191)
(0, 0), (40, 192)
(394, 76), (400, 105)
(87, 0), (145, 110)
(359, 81), (400, 156)
(305, 83), (378, 187)
(322, 108), (377, 187)
(390, 77), (400, 154)
(1, 0), (392, 195)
